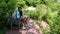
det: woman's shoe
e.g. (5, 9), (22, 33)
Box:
(22, 26), (26, 29)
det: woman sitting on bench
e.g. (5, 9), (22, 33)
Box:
(16, 7), (28, 29)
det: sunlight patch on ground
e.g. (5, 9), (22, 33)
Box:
(41, 20), (50, 32)
(58, 0), (60, 2)
(25, 6), (36, 11)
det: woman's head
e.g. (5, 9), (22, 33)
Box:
(18, 7), (22, 11)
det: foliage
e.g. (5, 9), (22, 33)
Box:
(17, 0), (41, 7)
(0, 0), (17, 30)
(0, 0), (60, 34)
(24, 10), (40, 20)
(0, 27), (9, 34)
(41, 7), (60, 34)
(17, 0), (27, 8)
(24, 1), (60, 34)
(25, 0), (41, 7)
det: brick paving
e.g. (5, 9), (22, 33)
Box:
(6, 19), (43, 34)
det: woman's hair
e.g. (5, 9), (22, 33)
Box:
(18, 7), (22, 9)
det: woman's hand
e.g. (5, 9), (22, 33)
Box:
(20, 16), (24, 20)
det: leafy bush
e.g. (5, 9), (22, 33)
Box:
(42, 10), (60, 34)
(25, 0), (41, 7)
(17, 0), (41, 7)
(17, 0), (27, 8)
(24, 10), (40, 20)
(0, 27), (9, 34)
(50, 11), (60, 34)
(0, 0), (17, 30)
(29, 10), (40, 20)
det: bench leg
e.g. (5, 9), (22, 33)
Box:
(11, 22), (12, 31)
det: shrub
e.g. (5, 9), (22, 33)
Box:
(42, 10), (60, 34)
(0, 0), (17, 30)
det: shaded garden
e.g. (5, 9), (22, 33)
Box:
(0, 0), (60, 34)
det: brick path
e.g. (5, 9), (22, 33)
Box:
(6, 19), (43, 34)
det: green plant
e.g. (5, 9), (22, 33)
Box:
(0, 27), (9, 34)
(0, 0), (17, 30)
